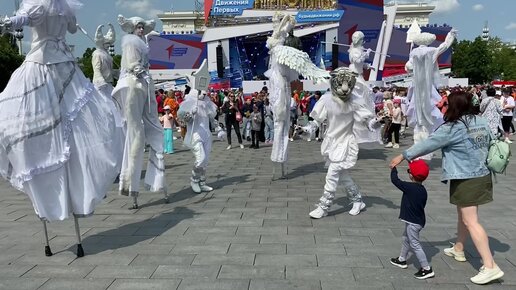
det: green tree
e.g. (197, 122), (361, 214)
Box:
(77, 47), (96, 80)
(452, 36), (516, 84)
(0, 34), (24, 91)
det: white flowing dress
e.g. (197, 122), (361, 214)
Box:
(0, 1), (121, 221)
(112, 34), (165, 197)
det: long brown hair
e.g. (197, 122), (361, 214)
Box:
(443, 91), (476, 124)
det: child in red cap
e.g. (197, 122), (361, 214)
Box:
(389, 159), (434, 279)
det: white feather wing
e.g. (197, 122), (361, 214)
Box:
(272, 45), (330, 83)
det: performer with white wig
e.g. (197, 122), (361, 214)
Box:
(0, 0), (121, 257)
(112, 14), (167, 209)
(177, 60), (219, 193)
(348, 31), (381, 143)
(91, 23), (124, 156)
(265, 13), (329, 179)
(404, 29), (457, 160)
(301, 67), (380, 218)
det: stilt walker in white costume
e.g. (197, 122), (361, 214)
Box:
(112, 15), (168, 209)
(265, 13), (329, 179)
(92, 23), (124, 128)
(91, 24), (124, 160)
(404, 29), (456, 160)
(0, 0), (121, 257)
(348, 31), (381, 143)
(302, 67), (380, 219)
(177, 60), (218, 194)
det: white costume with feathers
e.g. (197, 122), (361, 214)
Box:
(265, 14), (329, 164)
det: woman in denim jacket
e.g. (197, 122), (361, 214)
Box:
(390, 91), (504, 285)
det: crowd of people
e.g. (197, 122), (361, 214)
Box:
(155, 84), (516, 151)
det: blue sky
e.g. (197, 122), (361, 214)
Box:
(1, 0), (515, 56)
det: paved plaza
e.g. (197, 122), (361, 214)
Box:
(0, 132), (515, 290)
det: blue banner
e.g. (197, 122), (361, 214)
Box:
(295, 10), (344, 23)
(211, 0), (255, 16)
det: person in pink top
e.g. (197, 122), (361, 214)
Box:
(160, 105), (174, 154)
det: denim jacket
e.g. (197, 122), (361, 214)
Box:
(403, 116), (492, 182)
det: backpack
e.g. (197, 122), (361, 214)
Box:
(486, 140), (511, 174)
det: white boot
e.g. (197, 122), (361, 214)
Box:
(199, 181), (213, 192)
(309, 206), (328, 219)
(349, 202), (366, 216)
(191, 181), (201, 193)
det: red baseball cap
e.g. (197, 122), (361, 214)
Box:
(408, 159), (429, 182)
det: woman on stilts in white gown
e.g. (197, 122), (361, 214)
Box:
(112, 15), (167, 209)
(0, 0), (122, 257)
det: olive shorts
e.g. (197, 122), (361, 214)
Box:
(449, 174), (493, 207)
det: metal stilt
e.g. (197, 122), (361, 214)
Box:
(74, 216), (84, 257)
(42, 220), (53, 257)
(163, 189), (169, 204)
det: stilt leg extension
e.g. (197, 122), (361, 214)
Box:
(42, 220), (53, 257)
(74, 216), (84, 258)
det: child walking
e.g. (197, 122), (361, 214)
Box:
(250, 104), (263, 149)
(160, 105), (174, 154)
(390, 160), (434, 279)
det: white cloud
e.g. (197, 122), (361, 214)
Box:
(505, 22), (516, 30)
(428, 0), (460, 14)
(472, 4), (484, 11)
(115, 0), (163, 19)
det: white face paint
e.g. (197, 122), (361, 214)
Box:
(134, 23), (145, 37)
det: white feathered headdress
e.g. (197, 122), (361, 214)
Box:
(117, 14), (155, 35)
(413, 32), (436, 46)
(94, 23), (116, 48)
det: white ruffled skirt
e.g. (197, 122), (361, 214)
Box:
(0, 61), (122, 221)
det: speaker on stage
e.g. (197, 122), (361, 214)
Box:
(332, 42), (339, 69)
(216, 44), (224, 78)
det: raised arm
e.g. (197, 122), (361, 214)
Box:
(433, 29), (457, 63)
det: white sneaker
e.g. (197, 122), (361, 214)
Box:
(289, 138), (294, 142)
(470, 265), (504, 285)
(239, 144), (244, 149)
(190, 181), (201, 194)
(309, 206), (328, 219)
(443, 244), (467, 262)
(199, 182), (213, 192)
(307, 138), (311, 142)
(393, 144), (399, 149)
(384, 142), (393, 148)
(226, 145), (232, 150)
(349, 202), (366, 216)
(505, 138), (513, 144)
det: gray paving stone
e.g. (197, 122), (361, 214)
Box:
(191, 254), (255, 266)
(218, 265), (285, 279)
(37, 278), (114, 290)
(130, 254), (195, 266)
(107, 278), (181, 290)
(229, 243), (286, 254)
(87, 265), (157, 279)
(22, 265), (94, 278)
(0, 278), (48, 290)
(177, 278), (250, 290)
(0, 265), (35, 278)
(254, 254), (317, 266)
(286, 266), (354, 281)
(317, 254), (383, 268)
(249, 279), (321, 290)
(151, 265), (220, 279)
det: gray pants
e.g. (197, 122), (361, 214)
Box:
(400, 222), (429, 268)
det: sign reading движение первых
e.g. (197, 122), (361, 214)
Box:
(211, 0), (255, 16)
